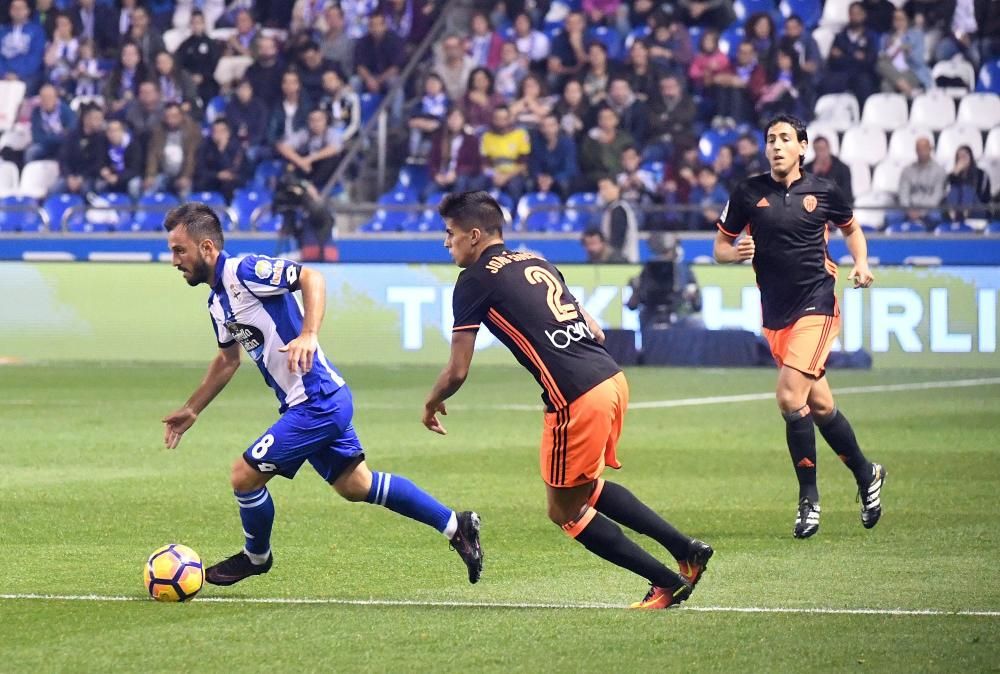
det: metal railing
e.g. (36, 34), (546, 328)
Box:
(320, 0), (465, 200)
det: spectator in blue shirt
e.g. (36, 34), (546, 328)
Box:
(687, 165), (728, 230)
(27, 83), (77, 162)
(529, 113), (578, 198)
(0, 0), (46, 93)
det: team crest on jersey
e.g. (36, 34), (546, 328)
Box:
(803, 195), (818, 213)
(254, 259), (273, 279)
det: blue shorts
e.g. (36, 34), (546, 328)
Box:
(242, 385), (364, 482)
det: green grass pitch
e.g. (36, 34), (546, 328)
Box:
(2, 363), (998, 672)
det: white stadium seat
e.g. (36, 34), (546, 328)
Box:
(814, 93), (860, 132)
(887, 126), (935, 164)
(861, 93), (909, 131)
(909, 90), (956, 130)
(840, 126), (888, 166)
(871, 158), (907, 196)
(982, 158), (1000, 198)
(849, 162), (871, 199)
(985, 128), (1000, 159)
(0, 160), (19, 197)
(819, 0), (850, 30)
(853, 191), (895, 229)
(0, 79), (26, 132)
(163, 28), (189, 53)
(931, 57), (976, 96)
(18, 160), (59, 199)
(935, 123), (985, 169)
(956, 93), (1000, 131)
(812, 26), (835, 60)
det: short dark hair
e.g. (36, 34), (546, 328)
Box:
(438, 191), (505, 236)
(582, 228), (605, 241)
(164, 203), (225, 250)
(764, 113), (808, 143)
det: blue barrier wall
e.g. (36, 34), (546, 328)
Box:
(2, 235), (1000, 264)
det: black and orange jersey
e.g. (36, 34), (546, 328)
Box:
(717, 171), (855, 330)
(452, 243), (621, 412)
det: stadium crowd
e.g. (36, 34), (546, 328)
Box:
(0, 0), (997, 237)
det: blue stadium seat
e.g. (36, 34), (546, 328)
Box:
(719, 25), (745, 59)
(779, 0), (821, 28)
(641, 160), (665, 185)
(688, 26), (705, 50)
(625, 26), (651, 50)
(204, 95), (228, 125)
(415, 191), (447, 232)
(516, 192), (562, 232)
(42, 193), (85, 231)
(934, 221), (976, 235)
(586, 26), (625, 60)
(698, 128), (741, 164)
(0, 195), (42, 232)
(884, 221), (928, 235)
(543, 25), (563, 42)
(132, 192), (179, 231)
(986, 221), (1000, 234)
(485, 189), (515, 224)
(76, 192), (133, 232)
(363, 188), (419, 232)
(255, 213), (284, 233)
(734, 0), (783, 27)
(359, 93), (383, 125)
(252, 160), (286, 190)
(189, 190), (234, 230)
(977, 59), (1000, 93)
(395, 163), (430, 194)
(562, 192), (600, 232)
(232, 188), (272, 231)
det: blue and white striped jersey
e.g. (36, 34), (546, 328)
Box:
(207, 251), (345, 413)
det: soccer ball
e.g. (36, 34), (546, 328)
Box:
(143, 544), (204, 602)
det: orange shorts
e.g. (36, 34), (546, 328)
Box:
(762, 314), (840, 378)
(540, 372), (628, 488)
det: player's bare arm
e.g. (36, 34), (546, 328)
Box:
(279, 266), (325, 373)
(423, 329), (477, 435)
(712, 229), (755, 264)
(581, 307), (605, 345)
(841, 220), (874, 288)
(162, 344), (241, 449)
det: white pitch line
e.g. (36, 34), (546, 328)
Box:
(0, 594), (997, 616)
(490, 376), (1000, 411)
(4, 377), (999, 412)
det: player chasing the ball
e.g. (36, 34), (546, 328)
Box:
(713, 113), (886, 539)
(162, 203), (483, 587)
(422, 191), (712, 609)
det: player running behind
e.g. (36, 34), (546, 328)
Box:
(162, 203), (483, 586)
(713, 114), (886, 539)
(422, 191), (712, 609)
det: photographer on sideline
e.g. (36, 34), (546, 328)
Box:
(272, 167), (337, 262)
(626, 233), (703, 331)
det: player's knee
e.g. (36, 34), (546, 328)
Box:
(546, 502), (572, 526)
(332, 460), (371, 502)
(775, 385), (809, 414)
(230, 457), (266, 492)
(810, 399), (835, 419)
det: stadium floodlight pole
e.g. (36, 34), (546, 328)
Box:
(321, 0), (463, 200)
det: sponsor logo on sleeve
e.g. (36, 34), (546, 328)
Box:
(254, 259), (273, 279)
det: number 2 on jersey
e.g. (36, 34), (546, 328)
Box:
(524, 266), (578, 323)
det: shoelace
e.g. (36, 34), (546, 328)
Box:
(798, 501), (814, 523)
(641, 585), (657, 602)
